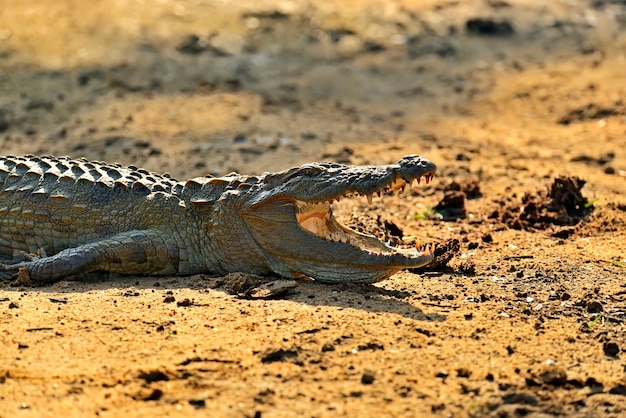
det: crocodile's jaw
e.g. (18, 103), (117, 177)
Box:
(239, 154), (437, 284)
(244, 197), (435, 284)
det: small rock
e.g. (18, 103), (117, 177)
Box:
(361, 372), (375, 385)
(609, 384), (626, 395)
(540, 366), (567, 386)
(189, 398), (206, 409)
(137, 370), (170, 383)
(357, 341), (384, 351)
(321, 343), (335, 352)
(415, 327), (433, 337)
(587, 301), (603, 313)
(501, 392), (538, 406)
(143, 389), (164, 401)
(603, 342), (620, 357)
(466, 18), (514, 36)
(261, 348), (298, 363)
(584, 377), (603, 391)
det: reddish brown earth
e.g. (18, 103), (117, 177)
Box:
(1, 1), (626, 417)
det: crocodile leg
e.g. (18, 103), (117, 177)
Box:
(1, 230), (180, 285)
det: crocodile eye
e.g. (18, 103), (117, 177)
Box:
(299, 165), (322, 176)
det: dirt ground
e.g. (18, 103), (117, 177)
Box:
(1, 0), (626, 416)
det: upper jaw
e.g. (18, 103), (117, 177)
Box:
(249, 155), (436, 207)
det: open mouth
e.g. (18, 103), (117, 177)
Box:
(295, 173), (435, 263)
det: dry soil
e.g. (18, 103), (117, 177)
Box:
(1, 1), (626, 417)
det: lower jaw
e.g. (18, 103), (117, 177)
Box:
(295, 264), (402, 284)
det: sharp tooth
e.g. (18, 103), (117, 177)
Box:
(366, 194), (373, 204)
(400, 186), (405, 193)
(417, 176), (421, 185)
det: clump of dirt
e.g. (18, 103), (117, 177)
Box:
(495, 177), (594, 235)
(434, 191), (467, 221)
(558, 101), (625, 125)
(432, 180), (481, 221)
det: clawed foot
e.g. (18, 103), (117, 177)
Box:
(0, 262), (34, 287)
(0, 250), (46, 286)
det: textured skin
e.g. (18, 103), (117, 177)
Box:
(0, 155), (436, 285)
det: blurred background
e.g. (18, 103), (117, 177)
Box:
(0, 0), (625, 182)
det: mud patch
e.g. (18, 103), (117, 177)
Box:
(495, 177), (594, 236)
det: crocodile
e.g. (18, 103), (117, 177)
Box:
(0, 154), (436, 285)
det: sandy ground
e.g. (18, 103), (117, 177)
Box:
(1, 0), (626, 416)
